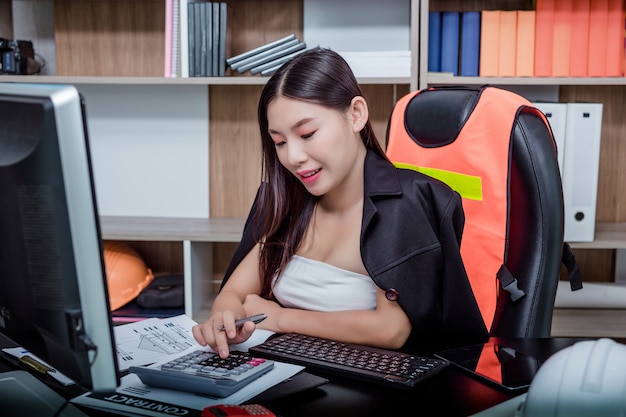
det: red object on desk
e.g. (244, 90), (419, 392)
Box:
(202, 404), (277, 417)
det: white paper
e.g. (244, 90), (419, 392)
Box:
(74, 314), (302, 416)
(337, 50), (411, 78)
(114, 314), (276, 371)
(71, 362), (303, 416)
(114, 315), (200, 371)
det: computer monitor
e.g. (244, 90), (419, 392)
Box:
(0, 83), (120, 392)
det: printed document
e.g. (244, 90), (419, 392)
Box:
(72, 314), (304, 416)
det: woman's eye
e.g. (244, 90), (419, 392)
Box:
(301, 131), (315, 139)
(274, 141), (286, 148)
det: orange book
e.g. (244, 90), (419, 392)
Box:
(516, 10), (536, 76)
(553, 0), (573, 76)
(535, 0), (556, 76)
(588, 0), (609, 76)
(569, 0), (591, 76)
(498, 11), (518, 76)
(605, 0), (625, 76)
(480, 10), (501, 76)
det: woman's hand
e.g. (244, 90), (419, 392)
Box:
(191, 310), (256, 359)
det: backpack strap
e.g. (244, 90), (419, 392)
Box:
(497, 243), (583, 306)
(496, 265), (525, 302)
(562, 242), (583, 291)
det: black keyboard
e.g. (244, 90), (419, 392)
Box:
(249, 333), (449, 389)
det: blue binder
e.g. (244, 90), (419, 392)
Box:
(460, 11), (481, 76)
(440, 11), (460, 75)
(428, 11), (442, 72)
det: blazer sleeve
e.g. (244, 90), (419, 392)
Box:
(436, 189), (489, 340)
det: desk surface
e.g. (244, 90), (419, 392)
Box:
(0, 336), (612, 417)
(259, 337), (590, 417)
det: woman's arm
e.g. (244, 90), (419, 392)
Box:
(192, 243), (263, 358)
(243, 287), (412, 349)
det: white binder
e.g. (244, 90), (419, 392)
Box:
(533, 102), (567, 177)
(562, 102), (603, 242)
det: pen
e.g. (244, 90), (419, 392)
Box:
(217, 313), (267, 331)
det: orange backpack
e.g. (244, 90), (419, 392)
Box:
(386, 85), (581, 333)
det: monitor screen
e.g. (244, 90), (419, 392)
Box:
(0, 83), (120, 391)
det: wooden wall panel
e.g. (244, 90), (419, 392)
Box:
(362, 84), (411, 148)
(117, 240), (185, 275)
(0, 0), (13, 39)
(213, 242), (237, 287)
(54, 0), (164, 76)
(210, 85), (263, 218)
(561, 248), (615, 283)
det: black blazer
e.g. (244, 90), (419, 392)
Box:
(221, 150), (488, 347)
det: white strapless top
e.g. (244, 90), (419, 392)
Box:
(271, 255), (377, 311)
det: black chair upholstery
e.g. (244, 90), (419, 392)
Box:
(491, 105), (564, 337)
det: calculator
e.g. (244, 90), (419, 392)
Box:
(129, 349), (275, 397)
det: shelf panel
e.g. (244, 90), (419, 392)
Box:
(427, 75), (626, 86)
(0, 75), (268, 85)
(0, 75), (411, 86)
(569, 223), (626, 249)
(100, 216), (245, 242)
(98, 219), (626, 248)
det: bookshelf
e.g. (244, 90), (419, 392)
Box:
(7, 0), (622, 315)
(0, 0), (414, 319)
(420, 0), (626, 297)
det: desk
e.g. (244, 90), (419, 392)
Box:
(0, 336), (617, 417)
(259, 337), (594, 417)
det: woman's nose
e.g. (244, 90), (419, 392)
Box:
(286, 141), (308, 165)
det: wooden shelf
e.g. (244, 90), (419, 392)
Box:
(418, 1), (626, 284)
(427, 75), (626, 86)
(551, 307), (626, 337)
(0, 75), (411, 86)
(100, 216), (245, 242)
(6, 0), (625, 316)
(569, 223), (626, 250)
(98, 220), (626, 249)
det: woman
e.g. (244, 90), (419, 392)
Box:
(193, 48), (487, 359)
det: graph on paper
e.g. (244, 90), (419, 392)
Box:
(114, 314), (201, 371)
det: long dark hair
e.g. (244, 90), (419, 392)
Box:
(255, 47), (387, 297)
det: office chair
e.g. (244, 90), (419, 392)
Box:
(386, 85), (581, 338)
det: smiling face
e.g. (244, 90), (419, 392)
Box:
(267, 96), (368, 199)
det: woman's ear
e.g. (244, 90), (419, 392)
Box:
(349, 96), (369, 132)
